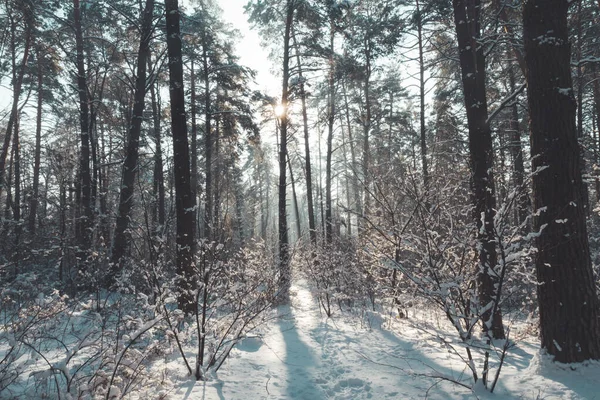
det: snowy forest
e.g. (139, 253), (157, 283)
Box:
(1, 0), (600, 398)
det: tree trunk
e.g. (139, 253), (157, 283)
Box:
(165, 0), (196, 313)
(325, 19), (335, 244)
(523, 0), (600, 362)
(73, 0), (93, 251)
(29, 46), (43, 235)
(190, 57), (199, 237)
(12, 106), (21, 275)
(575, 0), (590, 214)
(149, 56), (165, 231)
(109, 0), (155, 282)
(507, 57), (528, 225)
(213, 118), (221, 238)
(291, 27), (316, 244)
(362, 47), (372, 226)
(416, 0), (429, 187)
(452, 0), (504, 339)
(0, 20), (31, 199)
(278, 0), (294, 301)
(201, 20), (213, 240)
(343, 80), (362, 234)
(288, 153), (301, 241)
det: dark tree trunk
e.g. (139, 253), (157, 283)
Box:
(149, 56), (165, 230)
(98, 123), (110, 243)
(201, 22), (213, 240)
(507, 58), (528, 225)
(29, 46), (43, 235)
(165, 0), (196, 313)
(291, 27), (316, 244)
(278, 0), (294, 301)
(0, 20), (31, 198)
(343, 80), (362, 234)
(213, 118), (221, 238)
(523, 0), (600, 362)
(73, 0), (93, 251)
(325, 19), (335, 244)
(339, 114), (352, 236)
(362, 49), (372, 226)
(12, 107), (21, 275)
(416, 0), (429, 187)
(190, 58), (199, 237)
(574, 1), (590, 214)
(4, 146), (13, 223)
(452, 0), (504, 339)
(109, 0), (155, 281)
(288, 153), (301, 241)
(494, 0), (526, 75)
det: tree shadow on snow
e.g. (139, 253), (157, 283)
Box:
(276, 304), (325, 399)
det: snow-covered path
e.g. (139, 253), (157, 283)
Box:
(171, 280), (600, 400)
(173, 281), (473, 399)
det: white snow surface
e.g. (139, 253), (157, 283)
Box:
(154, 280), (600, 400)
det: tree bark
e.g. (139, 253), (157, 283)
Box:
(507, 56), (528, 225)
(165, 0), (196, 313)
(12, 103), (21, 275)
(452, 0), (505, 339)
(291, 27), (316, 244)
(343, 80), (362, 234)
(149, 55), (165, 231)
(325, 19), (335, 243)
(0, 19), (31, 199)
(523, 0), (600, 362)
(362, 45), (372, 227)
(73, 0), (93, 251)
(109, 0), (155, 281)
(288, 153), (301, 241)
(574, 0), (590, 214)
(416, 0), (429, 187)
(201, 17), (213, 240)
(29, 45), (43, 235)
(190, 57), (199, 237)
(278, 0), (294, 301)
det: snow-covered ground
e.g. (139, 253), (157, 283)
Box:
(156, 281), (600, 400)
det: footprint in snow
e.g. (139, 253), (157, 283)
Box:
(326, 377), (372, 399)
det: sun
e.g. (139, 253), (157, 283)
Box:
(274, 104), (286, 118)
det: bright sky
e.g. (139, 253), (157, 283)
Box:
(219, 0), (280, 97)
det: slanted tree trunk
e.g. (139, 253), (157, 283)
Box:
(523, 0), (600, 362)
(109, 0), (155, 282)
(0, 19), (31, 198)
(452, 0), (504, 339)
(165, 0), (196, 313)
